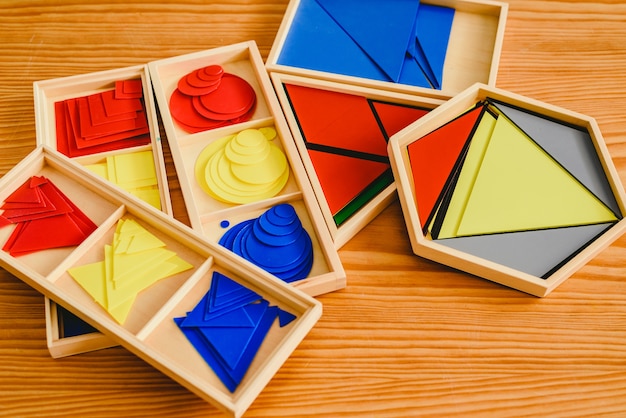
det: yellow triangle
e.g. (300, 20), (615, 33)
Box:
(456, 114), (617, 236)
(68, 261), (106, 305)
(435, 111), (497, 238)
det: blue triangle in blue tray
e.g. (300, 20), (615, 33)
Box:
(277, 0), (389, 82)
(314, 0), (419, 82)
(414, 3), (455, 89)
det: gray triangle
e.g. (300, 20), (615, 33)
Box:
(435, 223), (614, 278)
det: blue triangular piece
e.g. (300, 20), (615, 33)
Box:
(278, 309), (297, 327)
(315, 0), (419, 82)
(206, 272), (260, 318)
(201, 301), (269, 370)
(398, 53), (432, 88)
(174, 316), (239, 392)
(180, 302), (254, 328)
(277, 0), (389, 82)
(415, 4), (455, 89)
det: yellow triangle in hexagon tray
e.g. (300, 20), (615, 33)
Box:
(455, 113), (618, 237)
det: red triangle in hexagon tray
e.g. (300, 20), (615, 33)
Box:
(284, 83), (430, 220)
(407, 104), (484, 231)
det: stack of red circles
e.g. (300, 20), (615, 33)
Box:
(169, 65), (257, 134)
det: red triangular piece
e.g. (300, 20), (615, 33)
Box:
(5, 214), (90, 255)
(285, 84), (387, 156)
(371, 101), (430, 139)
(308, 149), (389, 215)
(407, 104), (484, 230)
(3, 178), (42, 204)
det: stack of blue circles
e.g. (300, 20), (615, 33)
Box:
(218, 203), (313, 283)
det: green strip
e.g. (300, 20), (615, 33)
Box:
(333, 169), (394, 226)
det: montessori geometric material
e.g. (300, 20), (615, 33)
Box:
(194, 127), (290, 204)
(0, 176), (98, 256)
(277, 0), (455, 89)
(85, 150), (161, 210)
(69, 218), (193, 324)
(169, 64), (256, 133)
(283, 83), (429, 225)
(389, 84), (626, 296)
(54, 79), (151, 158)
(219, 204), (314, 283)
(174, 271), (297, 393)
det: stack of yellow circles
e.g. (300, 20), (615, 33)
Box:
(194, 127), (290, 204)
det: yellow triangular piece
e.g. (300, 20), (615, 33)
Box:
(456, 114), (617, 236)
(435, 111), (497, 238)
(68, 261), (106, 305)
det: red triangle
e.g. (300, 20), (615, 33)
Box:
(285, 84), (388, 157)
(407, 105), (484, 230)
(308, 149), (389, 215)
(3, 178), (42, 204)
(4, 214), (90, 256)
(371, 101), (430, 138)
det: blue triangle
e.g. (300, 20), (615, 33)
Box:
(315, 0), (419, 82)
(277, 0), (389, 81)
(415, 4), (455, 89)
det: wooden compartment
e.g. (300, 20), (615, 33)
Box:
(0, 147), (322, 417)
(33, 64), (172, 215)
(266, 0), (508, 99)
(388, 83), (626, 296)
(33, 64), (175, 357)
(271, 72), (445, 248)
(148, 41), (345, 297)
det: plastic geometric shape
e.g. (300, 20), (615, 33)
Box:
(169, 65), (256, 134)
(284, 84), (388, 157)
(194, 128), (289, 204)
(431, 110), (497, 239)
(314, 0), (419, 83)
(456, 113), (618, 236)
(0, 176), (98, 256)
(219, 204), (314, 283)
(413, 3), (455, 89)
(276, 0), (389, 82)
(370, 100), (430, 140)
(398, 53), (432, 88)
(491, 100), (622, 217)
(435, 222), (615, 278)
(307, 149), (390, 216)
(68, 218), (193, 324)
(407, 104), (483, 230)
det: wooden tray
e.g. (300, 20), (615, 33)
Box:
(33, 64), (172, 215)
(148, 41), (345, 297)
(266, 0), (508, 99)
(271, 72), (445, 248)
(388, 83), (626, 296)
(0, 147), (322, 417)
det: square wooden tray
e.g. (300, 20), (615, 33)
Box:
(0, 147), (322, 417)
(388, 83), (626, 296)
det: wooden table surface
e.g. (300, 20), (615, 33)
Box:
(2, 1), (626, 417)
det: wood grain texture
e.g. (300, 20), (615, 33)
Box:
(1, 1), (626, 417)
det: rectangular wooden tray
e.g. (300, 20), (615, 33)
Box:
(0, 147), (322, 417)
(33, 64), (172, 215)
(148, 41), (345, 297)
(271, 72), (445, 248)
(388, 83), (626, 296)
(266, 0), (508, 98)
